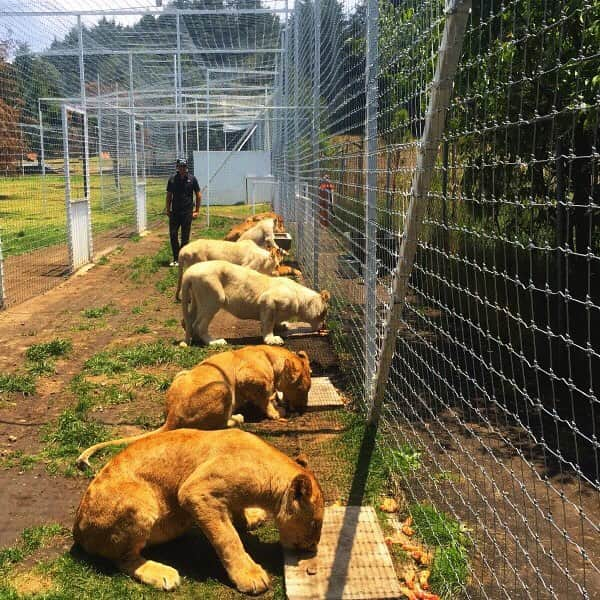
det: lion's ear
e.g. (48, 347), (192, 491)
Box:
(296, 350), (309, 361)
(320, 290), (331, 303)
(291, 473), (312, 503)
(295, 453), (309, 468)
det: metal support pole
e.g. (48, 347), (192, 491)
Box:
(368, 0), (471, 424)
(195, 99), (199, 150)
(364, 0), (379, 397)
(294, 0), (301, 246)
(97, 74), (105, 210)
(174, 54), (179, 157)
(38, 99), (46, 180)
(129, 52), (136, 186)
(115, 82), (121, 203)
(312, 0), (320, 288)
(282, 24), (288, 219)
(176, 13), (184, 156)
(78, 15), (88, 195)
(206, 69), (210, 226)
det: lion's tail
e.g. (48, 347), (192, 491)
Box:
(75, 424), (169, 470)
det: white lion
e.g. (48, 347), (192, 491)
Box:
(181, 260), (330, 346)
(175, 239), (283, 301)
(237, 217), (278, 249)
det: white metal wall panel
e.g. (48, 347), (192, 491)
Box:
(70, 200), (91, 269)
(193, 151), (271, 205)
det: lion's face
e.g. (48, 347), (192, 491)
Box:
(281, 351), (312, 413)
(277, 458), (324, 552)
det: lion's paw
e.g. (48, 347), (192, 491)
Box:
(264, 335), (284, 346)
(133, 560), (181, 591)
(230, 561), (270, 595)
(244, 507), (268, 530)
(227, 414), (245, 427)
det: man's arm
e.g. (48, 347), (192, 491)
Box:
(192, 177), (201, 217)
(165, 191), (173, 216)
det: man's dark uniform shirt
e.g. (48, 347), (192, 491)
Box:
(167, 172), (200, 214)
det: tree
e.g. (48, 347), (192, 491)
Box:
(0, 39), (24, 173)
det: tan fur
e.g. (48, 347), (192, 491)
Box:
(73, 429), (324, 594)
(76, 346), (312, 468)
(175, 239), (284, 300)
(238, 218), (278, 249)
(181, 260), (330, 346)
(224, 212), (284, 242)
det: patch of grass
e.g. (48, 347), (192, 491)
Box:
(381, 442), (422, 477)
(131, 306), (143, 314)
(42, 409), (109, 461)
(82, 304), (118, 319)
(25, 338), (73, 376)
(410, 504), (471, 598)
(0, 373), (36, 395)
(0, 524), (66, 570)
(83, 341), (215, 376)
(133, 325), (151, 334)
(96, 255), (109, 265)
(164, 317), (179, 327)
(25, 339), (72, 363)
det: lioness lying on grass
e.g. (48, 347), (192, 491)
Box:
(76, 345), (311, 469)
(181, 260), (330, 346)
(73, 429), (324, 594)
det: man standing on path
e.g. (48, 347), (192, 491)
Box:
(165, 158), (201, 266)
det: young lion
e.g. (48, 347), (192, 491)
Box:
(75, 346), (311, 469)
(181, 260), (330, 346)
(73, 429), (324, 594)
(175, 239), (283, 301)
(224, 212), (284, 242)
(237, 217), (278, 249)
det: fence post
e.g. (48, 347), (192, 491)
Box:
(97, 74), (105, 210)
(115, 82), (121, 203)
(0, 234), (5, 310)
(368, 0), (471, 425)
(364, 0), (379, 397)
(282, 21), (289, 220)
(205, 69), (211, 226)
(312, 0), (320, 288)
(38, 99), (45, 181)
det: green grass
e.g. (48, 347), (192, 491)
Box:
(81, 305), (118, 319)
(410, 504), (471, 598)
(25, 339), (73, 376)
(0, 524), (67, 570)
(0, 373), (37, 395)
(83, 341), (214, 376)
(133, 325), (151, 334)
(0, 173), (165, 258)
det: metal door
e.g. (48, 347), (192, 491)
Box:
(62, 104), (92, 271)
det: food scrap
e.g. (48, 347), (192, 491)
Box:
(380, 497), (400, 513)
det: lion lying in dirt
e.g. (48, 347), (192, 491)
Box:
(73, 429), (324, 594)
(76, 345), (311, 468)
(181, 260), (330, 346)
(224, 212), (284, 242)
(175, 239), (285, 300)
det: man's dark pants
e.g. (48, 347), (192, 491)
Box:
(169, 212), (193, 262)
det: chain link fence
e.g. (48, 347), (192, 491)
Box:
(274, 0), (600, 597)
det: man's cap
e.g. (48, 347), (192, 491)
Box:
(176, 158), (188, 167)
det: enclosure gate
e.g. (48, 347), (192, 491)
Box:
(133, 120), (147, 234)
(62, 104), (92, 271)
(246, 175), (277, 214)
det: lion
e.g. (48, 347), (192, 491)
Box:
(73, 428), (324, 594)
(75, 345), (311, 469)
(181, 260), (330, 346)
(237, 217), (278, 249)
(175, 239), (284, 301)
(224, 212), (285, 242)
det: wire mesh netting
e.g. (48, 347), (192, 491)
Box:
(274, 0), (600, 597)
(1, 0), (600, 597)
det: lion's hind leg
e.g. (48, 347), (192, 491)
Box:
(76, 481), (182, 591)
